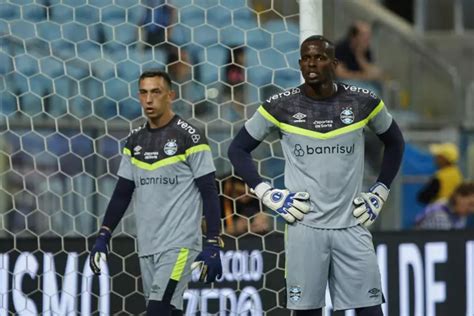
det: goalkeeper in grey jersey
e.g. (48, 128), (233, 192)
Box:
(228, 36), (404, 316)
(89, 70), (223, 316)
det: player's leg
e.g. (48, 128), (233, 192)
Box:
(328, 226), (384, 311)
(355, 305), (383, 316)
(146, 300), (172, 315)
(286, 224), (330, 311)
(294, 308), (322, 315)
(171, 307), (184, 316)
(142, 248), (199, 315)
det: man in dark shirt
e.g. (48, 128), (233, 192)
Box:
(335, 21), (383, 93)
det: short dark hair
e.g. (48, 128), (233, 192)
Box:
(300, 35), (335, 57)
(450, 182), (474, 204)
(138, 69), (172, 89)
(301, 35), (334, 47)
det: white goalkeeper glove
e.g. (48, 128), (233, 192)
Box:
(352, 182), (389, 227)
(252, 182), (311, 223)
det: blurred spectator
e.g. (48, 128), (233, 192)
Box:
(224, 47), (246, 87)
(222, 177), (271, 236)
(224, 47), (246, 99)
(335, 20), (384, 95)
(167, 49), (192, 85)
(417, 142), (463, 205)
(140, 0), (176, 47)
(415, 182), (474, 230)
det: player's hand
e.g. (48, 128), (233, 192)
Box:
(352, 182), (389, 227)
(191, 237), (223, 283)
(253, 182), (310, 223)
(89, 228), (111, 275)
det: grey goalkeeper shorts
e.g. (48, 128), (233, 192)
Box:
(140, 247), (199, 310)
(285, 223), (384, 311)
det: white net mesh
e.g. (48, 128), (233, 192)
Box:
(1, 0), (301, 314)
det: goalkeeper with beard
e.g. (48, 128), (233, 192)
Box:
(89, 70), (223, 316)
(228, 36), (404, 315)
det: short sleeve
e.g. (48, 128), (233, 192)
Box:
(367, 100), (393, 135)
(244, 103), (278, 141)
(185, 130), (216, 179)
(117, 141), (134, 180)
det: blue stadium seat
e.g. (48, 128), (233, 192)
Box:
(260, 48), (287, 69)
(169, 24), (192, 46)
(247, 29), (271, 50)
(221, 0), (246, 10)
(29, 74), (53, 97)
(207, 6), (231, 28)
(219, 26), (244, 47)
(10, 20), (36, 39)
(49, 4), (74, 24)
(233, 8), (258, 30)
(15, 54), (39, 77)
(197, 62), (219, 85)
(40, 56), (65, 79)
(75, 5), (100, 25)
(194, 25), (218, 47)
(201, 45), (229, 66)
(274, 32), (299, 53)
(115, 23), (139, 45)
(0, 3), (20, 20)
(127, 5), (146, 25)
(247, 65), (272, 86)
(62, 22), (88, 42)
(37, 22), (62, 41)
(263, 19), (286, 33)
(0, 52), (14, 75)
(102, 6), (126, 26)
(179, 6), (205, 27)
(22, 4), (47, 22)
(77, 41), (102, 62)
(105, 78), (130, 102)
(274, 69), (300, 89)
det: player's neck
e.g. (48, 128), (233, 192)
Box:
(148, 111), (175, 129)
(303, 82), (337, 100)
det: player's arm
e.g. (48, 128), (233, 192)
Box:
(353, 119), (405, 227)
(228, 125), (310, 224)
(191, 172), (223, 283)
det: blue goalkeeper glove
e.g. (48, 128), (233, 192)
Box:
(89, 227), (111, 275)
(253, 182), (311, 223)
(191, 237), (223, 283)
(352, 182), (390, 227)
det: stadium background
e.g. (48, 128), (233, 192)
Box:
(1, 0), (473, 315)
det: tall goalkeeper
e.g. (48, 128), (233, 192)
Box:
(228, 36), (404, 316)
(89, 70), (223, 316)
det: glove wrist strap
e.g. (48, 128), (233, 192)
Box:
(205, 236), (224, 248)
(98, 227), (112, 241)
(253, 182), (272, 199)
(370, 182), (390, 202)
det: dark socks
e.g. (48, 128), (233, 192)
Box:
(356, 305), (383, 316)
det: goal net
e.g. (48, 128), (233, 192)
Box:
(0, 0), (301, 314)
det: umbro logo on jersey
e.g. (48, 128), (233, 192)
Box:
(133, 145), (142, 155)
(292, 112), (307, 123)
(368, 288), (381, 298)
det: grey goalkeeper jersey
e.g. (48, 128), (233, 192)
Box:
(117, 115), (215, 256)
(245, 83), (393, 228)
